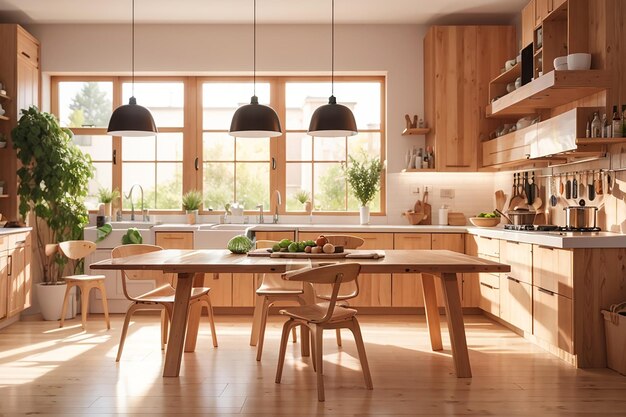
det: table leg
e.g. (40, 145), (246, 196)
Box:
(439, 272), (472, 378)
(163, 272), (194, 377)
(421, 274), (443, 351)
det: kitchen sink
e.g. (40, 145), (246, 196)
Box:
(206, 224), (252, 230)
(107, 221), (155, 229)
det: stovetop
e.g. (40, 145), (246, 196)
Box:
(503, 224), (602, 232)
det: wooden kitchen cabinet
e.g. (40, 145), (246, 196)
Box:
(155, 232), (193, 249)
(7, 232), (31, 318)
(424, 25), (516, 171)
(533, 285), (573, 353)
(500, 240), (532, 285)
(535, 0), (551, 26)
(392, 233), (431, 307)
(501, 276), (533, 333)
(0, 253), (8, 320)
(533, 245), (573, 298)
(299, 232), (393, 307)
(471, 235), (502, 315)
(521, 0), (536, 47)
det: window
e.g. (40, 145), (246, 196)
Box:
(52, 76), (385, 215)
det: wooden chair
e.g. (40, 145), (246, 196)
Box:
(57, 241), (111, 330)
(315, 235), (364, 346)
(250, 240), (306, 361)
(111, 244), (218, 362)
(275, 263), (373, 402)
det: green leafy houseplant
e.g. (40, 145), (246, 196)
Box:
(97, 187), (120, 204)
(182, 189), (203, 211)
(294, 190), (311, 205)
(344, 155), (384, 207)
(12, 106), (94, 284)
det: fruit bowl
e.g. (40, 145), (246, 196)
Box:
(469, 217), (500, 227)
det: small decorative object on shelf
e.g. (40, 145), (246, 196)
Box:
(404, 113), (419, 130)
(590, 112), (602, 138)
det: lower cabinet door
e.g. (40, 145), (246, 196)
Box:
(0, 253), (8, 320)
(478, 274), (500, 317)
(500, 276), (532, 333)
(232, 273), (255, 307)
(533, 286), (573, 353)
(202, 273), (233, 307)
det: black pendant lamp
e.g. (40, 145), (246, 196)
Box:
(308, 0), (357, 137)
(229, 0), (282, 138)
(107, 0), (157, 137)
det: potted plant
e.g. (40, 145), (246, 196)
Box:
(345, 154), (384, 225)
(97, 187), (120, 219)
(182, 189), (202, 224)
(294, 189), (312, 213)
(12, 106), (94, 320)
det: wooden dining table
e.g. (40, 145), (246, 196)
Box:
(90, 249), (509, 378)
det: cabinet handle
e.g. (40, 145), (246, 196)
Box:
(538, 287), (555, 296)
(21, 51), (31, 59)
(272, 157), (276, 170)
(212, 273), (219, 280)
(507, 276), (520, 283)
(480, 282), (494, 290)
(538, 245), (554, 250)
(113, 149), (117, 165)
(194, 157), (199, 171)
(7, 254), (12, 276)
(161, 236), (186, 240)
(14, 240), (26, 247)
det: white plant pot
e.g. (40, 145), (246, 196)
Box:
(36, 282), (76, 321)
(359, 206), (370, 225)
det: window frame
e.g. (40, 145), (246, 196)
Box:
(51, 75), (386, 216)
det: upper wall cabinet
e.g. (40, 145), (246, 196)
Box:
(424, 26), (516, 171)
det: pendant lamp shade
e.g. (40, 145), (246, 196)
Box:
(107, 0), (157, 137)
(107, 97), (157, 137)
(229, 0), (283, 138)
(307, 0), (358, 138)
(308, 95), (357, 137)
(229, 96), (282, 138)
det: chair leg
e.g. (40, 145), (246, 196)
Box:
(256, 297), (271, 361)
(205, 296), (218, 348)
(184, 301), (202, 353)
(314, 325), (325, 402)
(116, 304), (140, 362)
(59, 282), (74, 328)
(250, 294), (264, 346)
(275, 319), (296, 384)
(348, 317), (373, 390)
(291, 326), (298, 343)
(309, 326), (316, 372)
(80, 284), (90, 330)
(97, 281), (111, 330)
(160, 309), (169, 350)
(335, 329), (342, 347)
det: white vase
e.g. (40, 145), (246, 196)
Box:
(36, 282), (76, 321)
(359, 206), (370, 225)
(186, 209), (198, 225)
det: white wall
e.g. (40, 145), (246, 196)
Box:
(25, 23), (496, 223)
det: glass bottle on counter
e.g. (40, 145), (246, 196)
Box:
(591, 112), (602, 138)
(612, 105), (622, 138)
(602, 113), (610, 138)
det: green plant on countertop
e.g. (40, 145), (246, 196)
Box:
(12, 106), (94, 284)
(121, 228), (143, 245)
(182, 189), (203, 211)
(294, 189), (311, 205)
(344, 154), (384, 207)
(97, 187), (120, 204)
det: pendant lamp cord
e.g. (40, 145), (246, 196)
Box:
(331, 0), (334, 96)
(131, 0), (135, 97)
(253, 0), (256, 97)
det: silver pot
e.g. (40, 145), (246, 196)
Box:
(505, 209), (537, 225)
(563, 200), (597, 229)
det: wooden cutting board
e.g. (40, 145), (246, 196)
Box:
(414, 191), (432, 225)
(247, 248), (385, 259)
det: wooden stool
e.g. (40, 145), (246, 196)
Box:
(53, 241), (111, 330)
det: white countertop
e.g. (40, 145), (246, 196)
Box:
(0, 227), (32, 236)
(249, 224), (468, 233)
(466, 227), (626, 249)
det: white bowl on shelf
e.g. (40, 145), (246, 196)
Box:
(553, 56), (568, 71)
(567, 53), (591, 70)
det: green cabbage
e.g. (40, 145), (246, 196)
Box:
(121, 228), (143, 245)
(227, 235), (253, 254)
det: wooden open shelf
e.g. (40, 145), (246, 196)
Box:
(0, 195), (9, 199)
(492, 63), (520, 85)
(576, 138), (626, 146)
(0, 115), (9, 121)
(401, 168), (436, 173)
(402, 128), (430, 136)
(486, 70), (610, 118)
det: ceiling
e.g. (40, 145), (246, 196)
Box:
(0, 0), (526, 25)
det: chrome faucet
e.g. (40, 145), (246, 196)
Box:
(124, 184), (146, 221)
(256, 204), (264, 224)
(273, 190), (281, 224)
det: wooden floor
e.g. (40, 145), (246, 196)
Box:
(1, 314), (625, 416)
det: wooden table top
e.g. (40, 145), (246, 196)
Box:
(90, 249), (510, 275)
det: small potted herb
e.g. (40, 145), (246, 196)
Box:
(294, 189), (312, 213)
(97, 187), (120, 218)
(182, 189), (203, 224)
(344, 154), (384, 225)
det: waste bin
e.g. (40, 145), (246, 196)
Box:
(602, 306), (626, 375)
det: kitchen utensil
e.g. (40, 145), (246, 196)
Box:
(509, 173), (524, 209)
(579, 172), (585, 198)
(530, 172), (538, 204)
(524, 172), (533, 205)
(572, 173), (578, 199)
(495, 190), (506, 212)
(588, 171), (596, 201)
(559, 174), (564, 195)
(532, 196), (542, 211)
(566, 176), (572, 199)
(607, 171), (613, 194)
(595, 171), (603, 195)
(419, 191), (432, 225)
(563, 199), (598, 229)
(505, 208), (537, 225)
(549, 176), (558, 207)
(495, 208), (512, 223)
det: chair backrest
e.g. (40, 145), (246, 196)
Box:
(282, 263), (361, 324)
(316, 234), (363, 300)
(111, 244), (172, 301)
(255, 240), (302, 291)
(59, 240), (97, 260)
